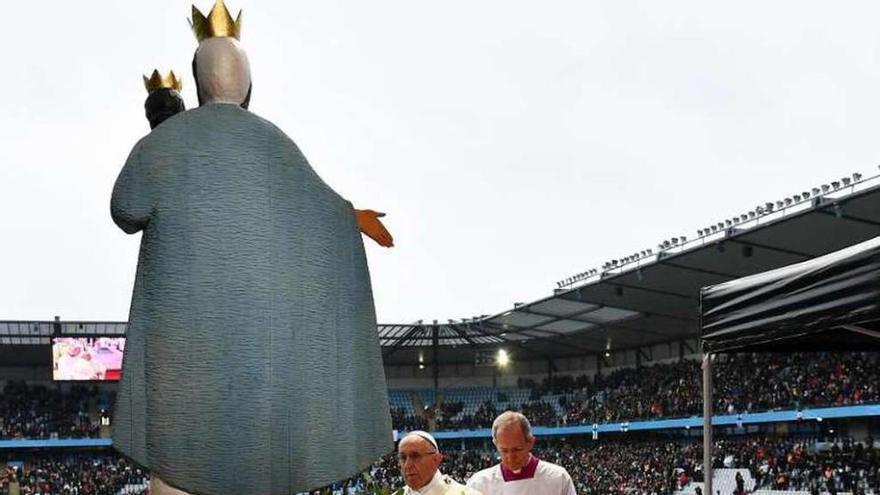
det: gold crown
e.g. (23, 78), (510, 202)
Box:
(143, 70), (183, 93)
(189, 0), (242, 42)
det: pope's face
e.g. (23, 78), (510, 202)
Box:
(494, 423), (536, 472)
(398, 436), (441, 491)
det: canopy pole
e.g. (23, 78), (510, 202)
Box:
(702, 352), (713, 495)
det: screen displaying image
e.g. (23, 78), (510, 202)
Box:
(52, 337), (125, 381)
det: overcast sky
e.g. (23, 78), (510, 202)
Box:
(1, 1), (879, 323)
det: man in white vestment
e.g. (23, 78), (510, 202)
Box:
(394, 431), (483, 495)
(466, 411), (576, 495)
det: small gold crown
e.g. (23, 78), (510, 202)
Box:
(189, 0), (242, 42)
(143, 70), (183, 93)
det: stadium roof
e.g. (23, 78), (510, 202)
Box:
(378, 177), (880, 363)
(3, 177), (879, 366)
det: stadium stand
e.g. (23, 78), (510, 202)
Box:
(0, 455), (148, 495)
(1, 350), (879, 493)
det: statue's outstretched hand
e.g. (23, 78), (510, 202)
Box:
(355, 209), (394, 247)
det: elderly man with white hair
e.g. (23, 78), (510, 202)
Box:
(394, 431), (483, 495)
(466, 411), (576, 495)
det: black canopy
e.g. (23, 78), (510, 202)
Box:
(700, 236), (880, 353)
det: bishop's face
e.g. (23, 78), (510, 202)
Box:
(494, 423), (536, 472)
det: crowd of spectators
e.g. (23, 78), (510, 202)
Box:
(0, 455), (147, 495)
(1, 353), (877, 442)
(0, 383), (99, 440)
(393, 352), (880, 431)
(305, 435), (878, 494)
(0, 436), (876, 494)
(713, 436), (880, 494)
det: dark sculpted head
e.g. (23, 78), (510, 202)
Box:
(144, 88), (186, 129)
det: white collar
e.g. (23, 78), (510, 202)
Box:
(409, 470), (444, 495)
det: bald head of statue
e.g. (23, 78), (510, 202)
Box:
(192, 37), (252, 109)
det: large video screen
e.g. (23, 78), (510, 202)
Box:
(52, 337), (125, 381)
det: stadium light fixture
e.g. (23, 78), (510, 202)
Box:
(842, 177), (851, 186)
(853, 173), (862, 181)
(831, 181), (840, 190)
(497, 349), (510, 368)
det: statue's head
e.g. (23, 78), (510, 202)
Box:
(145, 89), (186, 129)
(189, 0), (251, 109)
(142, 70), (186, 129)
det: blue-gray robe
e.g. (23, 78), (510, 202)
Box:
(111, 103), (392, 495)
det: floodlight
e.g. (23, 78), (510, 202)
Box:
(497, 349), (510, 367)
